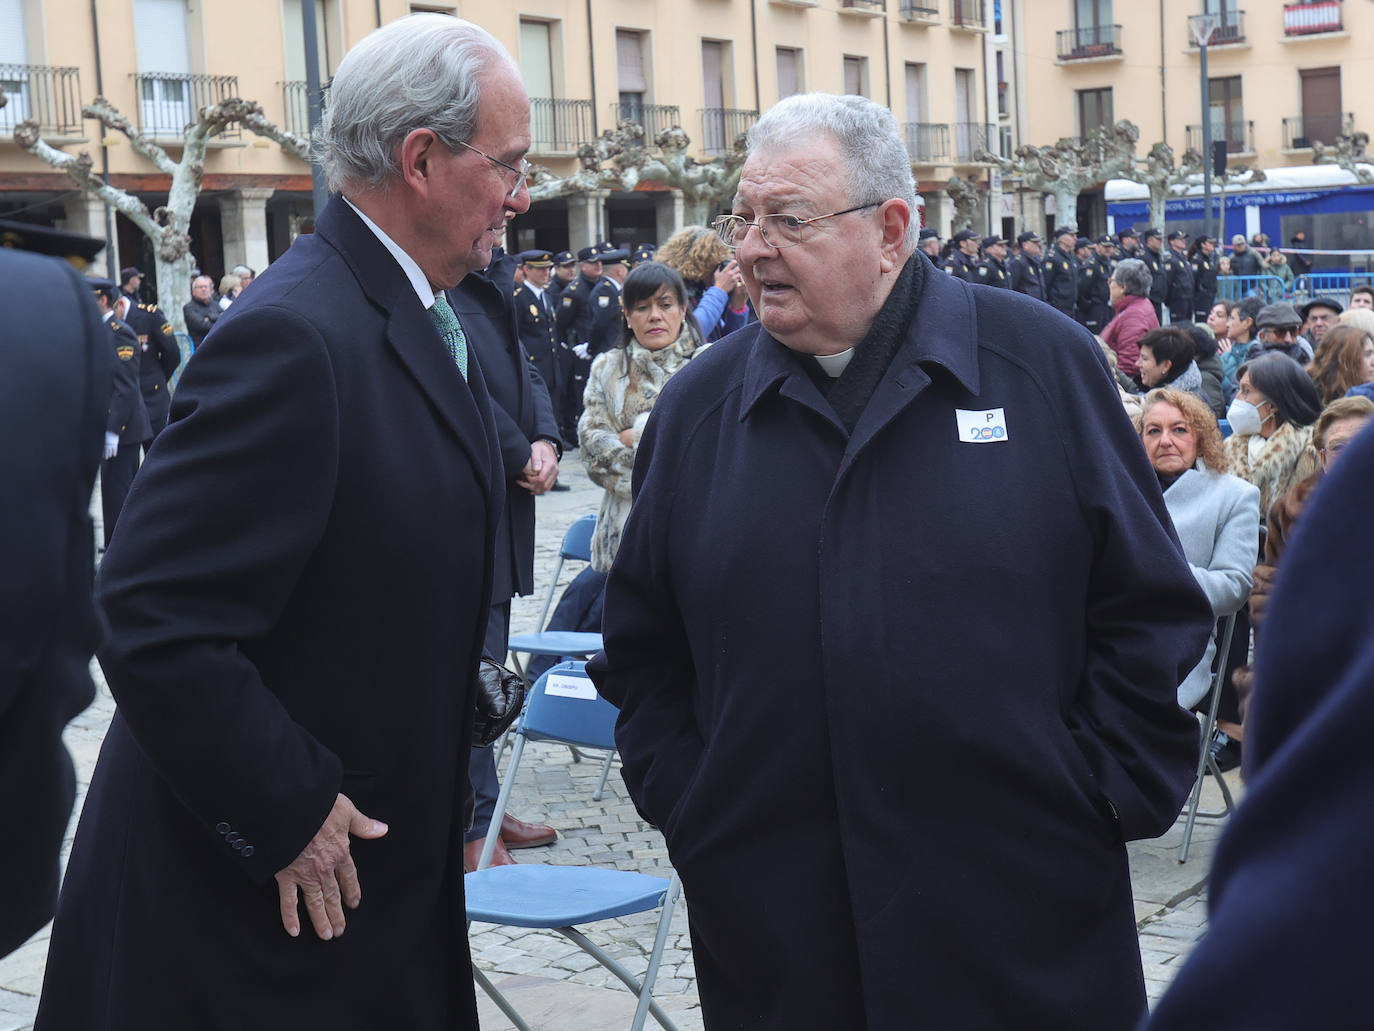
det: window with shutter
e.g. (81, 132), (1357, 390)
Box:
(776, 48), (800, 99)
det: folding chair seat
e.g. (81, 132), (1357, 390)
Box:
(466, 662), (682, 1031)
(1178, 610), (1240, 863)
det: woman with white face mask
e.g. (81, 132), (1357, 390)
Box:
(1211, 352), (1323, 770)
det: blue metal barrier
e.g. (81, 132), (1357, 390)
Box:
(1215, 275), (1288, 304)
(1292, 272), (1358, 307)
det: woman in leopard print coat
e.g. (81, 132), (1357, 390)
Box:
(579, 263), (704, 571)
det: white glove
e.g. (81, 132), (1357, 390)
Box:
(103, 432), (119, 460)
(572, 342), (590, 360)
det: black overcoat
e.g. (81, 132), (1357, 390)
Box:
(590, 265), (1212, 1029)
(0, 252), (105, 958)
(450, 271), (560, 602)
(1148, 423), (1374, 1029)
(35, 196), (502, 1030)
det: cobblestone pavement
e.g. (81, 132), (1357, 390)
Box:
(0, 456), (1234, 1030)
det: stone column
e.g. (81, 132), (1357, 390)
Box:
(566, 191), (603, 251)
(654, 189), (685, 244)
(219, 188), (275, 275)
(61, 194), (113, 273)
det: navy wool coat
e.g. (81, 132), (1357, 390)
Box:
(589, 264), (1212, 1029)
(1148, 422), (1374, 1029)
(0, 252), (105, 958)
(35, 197), (502, 1031)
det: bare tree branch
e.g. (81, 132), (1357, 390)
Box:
(1313, 132), (1374, 185)
(83, 95), (178, 176)
(945, 175), (981, 230)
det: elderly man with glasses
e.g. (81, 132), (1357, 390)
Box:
(1255, 301), (1313, 363)
(590, 91), (1211, 1031)
(35, 15), (526, 1029)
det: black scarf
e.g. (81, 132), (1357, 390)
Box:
(809, 252), (925, 435)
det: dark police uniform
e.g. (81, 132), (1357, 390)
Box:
(513, 253), (565, 423)
(1077, 248), (1114, 333)
(557, 247), (603, 440)
(548, 250), (576, 301)
(1009, 238), (1046, 301)
(1191, 246), (1218, 321)
(1043, 242), (1079, 318)
(942, 231), (981, 283)
(1164, 233), (1195, 325)
(123, 301), (182, 439)
(977, 255), (1011, 289)
(101, 302), (152, 545)
(1140, 233), (1168, 321)
(587, 277), (625, 356)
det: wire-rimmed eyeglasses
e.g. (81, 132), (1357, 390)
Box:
(711, 203), (881, 250)
(456, 140), (533, 199)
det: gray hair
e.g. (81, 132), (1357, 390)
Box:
(1113, 258), (1152, 297)
(745, 93), (919, 251)
(315, 14), (517, 192)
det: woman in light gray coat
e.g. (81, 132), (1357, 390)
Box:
(1138, 388), (1261, 708)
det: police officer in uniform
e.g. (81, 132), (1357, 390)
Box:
(1118, 227), (1142, 260)
(513, 249), (566, 427)
(1077, 235), (1115, 333)
(548, 250), (577, 300)
(1164, 229), (1196, 325)
(918, 227), (941, 263)
(119, 268), (182, 441)
(632, 243), (657, 267)
(942, 229), (981, 282)
(556, 245), (603, 441)
(1043, 226), (1080, 319)
(587, 248), (630, 357)
(1009, 230), (1046, 300)
(1190, 235), (1218, 321)
(976, 235), (1011, 289)
(1140, 228), (1168, 322)
(91, 278), (152, 546)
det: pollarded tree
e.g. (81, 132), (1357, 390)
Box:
(528, 121), (748, 227)
(1312, 132), (1374, 185)
(1121, 140), (1266, 231)
(15, 96), (308, 337)
(977, 123), (1140, 230)
(945, 174), (982, 232)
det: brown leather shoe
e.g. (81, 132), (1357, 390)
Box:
(464, 836), (516, 873)
(500, 813), (557, 849)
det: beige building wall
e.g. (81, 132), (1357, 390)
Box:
(1022, 0), (1369, 180)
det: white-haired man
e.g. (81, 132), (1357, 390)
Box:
(36, 15), (527, 1028)
(589, 92), (1212, 1029)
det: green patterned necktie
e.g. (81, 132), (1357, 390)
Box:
(427, 293), (469, 381)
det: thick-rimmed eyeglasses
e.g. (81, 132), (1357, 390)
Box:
(456, 140), (532, 199)
(711, 203), (881, 250)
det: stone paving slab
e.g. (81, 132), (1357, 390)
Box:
(0, 457), (1241, 1028)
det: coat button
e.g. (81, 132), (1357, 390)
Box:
(215, 822), (230, 835)
(241, 845), (255, 858)
(226, 833), (241, 845)
(231, 839), (245, 851)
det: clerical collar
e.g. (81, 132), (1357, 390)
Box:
(814, 349), (855, 378)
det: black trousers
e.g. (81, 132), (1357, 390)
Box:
(101, 444), (141, 547)
(465, 601), (510, 844)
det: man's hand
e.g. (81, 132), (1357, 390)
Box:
(275, 793), (387, 940)
(518, 439), (560, 495)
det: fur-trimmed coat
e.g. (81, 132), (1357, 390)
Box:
(1222, 420), (1319, 519)
(578, 326), (698, 571)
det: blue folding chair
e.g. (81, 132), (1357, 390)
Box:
(506, 514), (611, 792)
(467, 662), (682, 1031)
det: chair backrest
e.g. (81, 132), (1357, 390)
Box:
(560, 514), (596, 562)
(520, 661), (619, 751)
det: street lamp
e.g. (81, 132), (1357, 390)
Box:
(1188, 14), (1220, 242)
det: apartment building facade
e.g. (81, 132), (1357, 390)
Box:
(1, 0), (1015, 281)
(1012, 0), (1370, 256)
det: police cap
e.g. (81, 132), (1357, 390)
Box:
(577, 246), (603, 263)
(951, 229), (979, 243)
(0, 218), (106, 269)
(519, 249), (554, 267)
(1016, 231), (1041, 245)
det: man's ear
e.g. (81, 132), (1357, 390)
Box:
(398, 128), (440, 195)
(877, 199), (913, 273)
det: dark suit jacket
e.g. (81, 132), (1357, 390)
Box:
(450, 270), (560, 602)
(104, 314), (151, 444)
(36, 195), (501, 1030)
(0, 251), (105, 959)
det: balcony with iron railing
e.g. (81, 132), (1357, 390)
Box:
(1284, 0), (1342, 36)
(530, 98), (595, 154)
(1056, 24), (1123, 60)
(899, 0), (940, 21)
(1193, 11), (1246, 45)
(279, 80), (317, 138)
(608, 101), (681, 141)
(904, 122), (949, 162)
(954, 121), (995, 162)
(1283, 112), (1354, 149)
(700, 108), (758, 156)
(840, 0), (885, 13)
(1186, 120), (1254, 155)
(0, 63), (83, 137)
(950, 0), (986, 31)
(135, 72), (240, 139)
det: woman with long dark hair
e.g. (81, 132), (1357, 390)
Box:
(579, 262), (704, 570)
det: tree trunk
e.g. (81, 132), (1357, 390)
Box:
(1052, 185), (1080, 229)
(154, 252), (193, 368)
